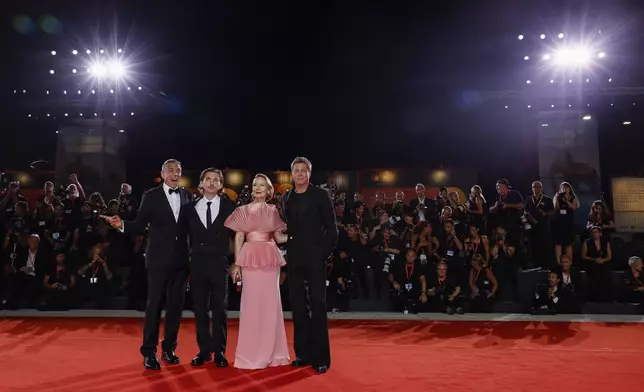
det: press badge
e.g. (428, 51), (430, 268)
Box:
(38, 221), (45, 227)
(405, 283), (412, 291)
(90, 277), (98, 284)
(65, 209), (72, 214)
(326, 280), (330, 287)
(53, 232), (60, 240)
(446, 250), (455, 257)
(559, 210), (567, 215)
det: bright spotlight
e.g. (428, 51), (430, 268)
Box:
(86, 49), (91, 54)
(624, 121), (631, 125)
(72, 69), (77, 74)
(110, 89), (114, 94)
(608, 77), (612, 82)
(527, 105), (531, 108)
(64, 113), (68, 116)
(542, 54), (551, 60)
(524, 55), (530, 60)
(540, 34), (546, 39)
(107, 61), (125, 78)
(91, 89), (95, 94)
(553, 47), (590, 66)
(99, 49), (105, 54)
(598, 52), (606, 58)
(94, 113), (98, 116)
(49, 69), (54, 74)
(93, 64), (107, 77)
(582, 115), (592, 120)
(558, 33), (564, 39)
(137, 86), (142, 91)
(550, 79), (554, 83)
(518, 34), (524, 40)
(51, 50), (56, 56)
(77, 90), (81, 95)
(63, 90), (67, 94)
(72, 50), (78, 55)
(46, 90), (49, 95)
(526, 80), (531, 84)
(112, 112), (116, 116)
(117, 48), (122, 53)
(130, 112), (134, 116)
(119, 129), (125, 133)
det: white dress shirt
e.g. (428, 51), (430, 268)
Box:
(195, 195), (220, 228)
(26, 250), (37, 276)
(163, 183), (181, 222)
(417, 197), (426, 221)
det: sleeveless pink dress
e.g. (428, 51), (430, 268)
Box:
(224, 202), (290, 369)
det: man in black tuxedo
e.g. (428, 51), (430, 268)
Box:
(281, 157), (338, 374)
(103, 159), (193, 370)
(184, 168), (236, 367)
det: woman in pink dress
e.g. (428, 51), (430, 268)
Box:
(224, 174), (291, 370)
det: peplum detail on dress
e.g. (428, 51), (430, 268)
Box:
(224, 203), (287, 268)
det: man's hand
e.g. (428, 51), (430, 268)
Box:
(419, 293), (427, 304)
(392, 282), (401, 291)
(229, 264), (242, 282)
(70, 173), (79, 184)
(101, 215), (124, 230)
(427, 287), (436, 296)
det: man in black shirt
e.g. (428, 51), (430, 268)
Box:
(490, 179), (524, 244)
(525, 181), (555, 269)
(426, 261), (463, 314)
(281, 157), (338, 374)
(388, 248), (427, 314)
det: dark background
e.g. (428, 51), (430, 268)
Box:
(2, 0), (644, 198)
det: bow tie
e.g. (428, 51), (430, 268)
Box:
(168, 188), (180, 195)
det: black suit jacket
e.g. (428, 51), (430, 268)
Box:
(281, 184), (338, 263)
(123, 186), (193, 270)
(185, 196), (236, 264)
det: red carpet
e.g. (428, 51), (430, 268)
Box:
(0, 317), (642, 392)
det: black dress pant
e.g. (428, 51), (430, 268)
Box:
(140, 266), (188, 357)
(288, 259), (330, 368)
(190, 257), (229, 357)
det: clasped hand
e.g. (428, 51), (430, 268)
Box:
(100, 215), (123, 230)
(229, 264), (242, 283)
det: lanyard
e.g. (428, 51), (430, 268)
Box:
(438, 278), (445, 289)
(92, 262), (101, 278)
(471, 238), (480, 255)
(356, 215), (362, 228)
(448, 236), (455, 249)
(532, 194), (543, 208)
(405, 264), (414, 281)
(56, 265), (64, 279)
(383, 234), (389, 249)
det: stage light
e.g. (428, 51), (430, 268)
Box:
(610, 103), (614, 106)
(524, 56), (530, 60)
(27, 114), (31, 117)
(586, 78), (590, 83)
(568, 104), (572, 108)
(504, 105), (508, 109)
(587, 103), (591, 106)
(86, 49), (91, 54)
(110, 89), (114, 94)
(633, 103), (636, 106)
(568, 79), (573, 83)
(63, 90), (67, 94)
(127, 86), (131, 90)
(49, 69), (54, 74)
(72, 50), (78, 55)
(540, 34), (546, 39)
(624, 121), (631, 125)
(518, 34), (524, 40)
(542, 54), (551, 60)
(130, 112), (134, 116)
(91, 89), (95, 94)
(108, 62), (125, 78)
(77, 90), (81, 94)
(583, 115), (591, 120)
(598, 52), (606, 58)
(72, 68), (77, 74)
(55, 130), (59, 134)
(46, 90), (49, 95)
(94, 113), (97, 116)
(527, 105), (531, 108)
(551, 104), (555, 108)
(112, 112), (116, 116)
(608, 77), (612, 82)
(118, 129), (124, 133)
(93, 64), (106, 77)
(117, 48), (122, 53)
(22, 89), (26, 94)
(550, 79), (554, 83)
(553, 47), (590, 66)
(137, 86), (142, 91)
(526, 80), (531, 84)
(542, 123), (548, 127)
(99, 49), (104, 54)
(51, 50), (56, 56)
(558, 33), (564, 39)
(64, 113), (68, 116)
(46, 113), (50, 117)
(79, 113), (83, 116)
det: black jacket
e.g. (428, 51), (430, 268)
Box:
(185, 196), (236, 262)
(123, 185), (193, 270)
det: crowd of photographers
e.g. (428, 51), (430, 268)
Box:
(1, 176), (643, 315)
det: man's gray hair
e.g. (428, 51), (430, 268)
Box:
(291, 156), (312, 172)
(161, 159), (182, 172)
(628, 256), (642, 267)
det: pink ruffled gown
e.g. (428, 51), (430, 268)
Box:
(224, 202), (291, 370)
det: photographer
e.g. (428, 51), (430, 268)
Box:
(524, 181), (554, 269)
(0, 181), (27, 220)
(4, 201), (31, 246)
(77, 243), (114, 309)
(438, 219), (466, 279)
(338, 225), (369, 299)
(531, 271), (563, 315)
(489, 179), (525, 245)
(44, 204), (72, 253)
(41, 251), (76, 310)
(581, 226), (613, 302)
(554, 254), (582, 313)
(490, 226), (519, 301)
(552, 182), (579, 265)
(409, 184), (436, 224)
(370, 223), (402, 300)
(411, 221), (439, 266)
(4, 234), (47, 309)
(117, 183), (138, 221)
(61, 174), (87, 230)
(326, 251), (352, 313)
(388, 248), (427, 314)
(468, 253), (498, 313)
(426, 261), (463, 315)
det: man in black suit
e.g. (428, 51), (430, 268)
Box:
(184, 168), (236, 367)
(103, 159), (193, 370)
(281, 156), (338, 374)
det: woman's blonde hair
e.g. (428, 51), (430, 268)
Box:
(253, 173), (274, 201)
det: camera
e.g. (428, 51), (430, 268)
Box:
(495, 233), (506, 242)
(519, 213), (532, 230)
(237, 185), (252, 206)
(382, 253), (394, 273)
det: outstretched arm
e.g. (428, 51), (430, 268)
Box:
(103, 191), (152, 234)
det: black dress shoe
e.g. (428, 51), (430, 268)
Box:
(144, 356), (161, 370)
(191, 354), (212, 367)
(214, 353), (229, 367)
(314, 365), (328, 374)
(162, 351), (180, 365)
(291, 358), (309, 367)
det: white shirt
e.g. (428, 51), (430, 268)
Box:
(417, 197), (426, 222)
(26, 250), (37, 276)
(163, 183), (181, 222)
(195, 195), (220, 228)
